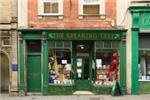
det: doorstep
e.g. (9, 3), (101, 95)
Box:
(73, 91), (94, 95)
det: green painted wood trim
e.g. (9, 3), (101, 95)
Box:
(91, 85), (112, 94)
(19, 40), (25, 94)
(129, 6), (150, 12)
(131, 30), (139, 95)
(18, 28), (127, 33)
(27, 53), (41, 56)
(119, 41), (126, 95)
(89, 48), (93, 80)
(139, 81), (150, 94)
(131, 12), (140, 95)
(139, 48), (150, 51)
(42, 40), (48, 95)
(48, 85), (75, 95)
(23, 33), (41, 40)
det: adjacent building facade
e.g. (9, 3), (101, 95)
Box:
(0, 0), (18, 95)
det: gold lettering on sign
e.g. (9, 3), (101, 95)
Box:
(48, 33), (120, 40)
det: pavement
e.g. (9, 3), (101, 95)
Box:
(1, 93), (150, 100)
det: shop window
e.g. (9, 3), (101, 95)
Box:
(48, 49), (73, 84)
(38, 0), (63, 16)
(95, 50), (119, 85)
(139, 51), (150, 81)
(26, 40), (41, 53)
(48, 41), (72, 84)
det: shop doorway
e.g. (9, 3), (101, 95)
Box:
(74, 42), (93, 90)
(0, 52), (9, 93)
(26, 40), (41, 92)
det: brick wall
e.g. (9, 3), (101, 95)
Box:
(28, 0), (116, 28)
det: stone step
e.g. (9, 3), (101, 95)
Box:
(73, 91), (94, 95)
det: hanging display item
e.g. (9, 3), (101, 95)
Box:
(95, 51), (119, 86)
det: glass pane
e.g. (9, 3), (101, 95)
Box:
(83, 5), (99, 15)
(64, 41), (71, 48)
(104, 41), (111, 48)
(112, 41), (119, 48)
(49, 41), (55, 48)
(56, 41), (63, 48)
(44, 2), (51, 13)
(52, 3), (58, 13)
(27, 40), (41, 53)
(139, 51), (150, 80)
(2, 38), (10, 45)
(48, 50), (72, 84)
(96, 41), (103, 48)
(139, 34), (150, 48)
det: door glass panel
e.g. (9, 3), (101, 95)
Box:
(27, 40), (41, 53)
(84, 58), (89, 80)
(76, 58), (82, 80)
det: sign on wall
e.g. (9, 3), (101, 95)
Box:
(48, 32), (121, 40)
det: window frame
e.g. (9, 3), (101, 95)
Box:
(78, 0), (105, 16)
(38, 0), (63, 16)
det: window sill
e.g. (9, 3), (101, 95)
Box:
(139, 79), (150, 82)
(78, 14), (106, 20)
(49, 84), (74, 86)
(1, 45), (11, 48)
(38, 15), (63, 20)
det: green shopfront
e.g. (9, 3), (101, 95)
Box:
(18, 29), (127, 95)
(130, 6), (150, 94)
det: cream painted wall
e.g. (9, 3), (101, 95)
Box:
(18, 0), (27, 28)
(0, 0), (11, 23)
(116, 0), (132, 94)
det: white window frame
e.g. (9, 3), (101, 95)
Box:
(38, 0), (63, 16)
(2, 39), (11, 47)
(78, 0), (105, 16)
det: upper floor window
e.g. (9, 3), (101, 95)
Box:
(78, 0), (105, 18)
(38, 0), (63, 16)
(0, 31), (11, 47)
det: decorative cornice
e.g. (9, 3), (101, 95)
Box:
(129, 6), (150, 12)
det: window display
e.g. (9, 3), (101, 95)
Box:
(139, 51), (150, 81)
(95, 51), (119, 85)
(48, 49), (73, 85)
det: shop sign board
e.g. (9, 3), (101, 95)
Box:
(48, 32), (121, 40)
(140, 13), (150, 29)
